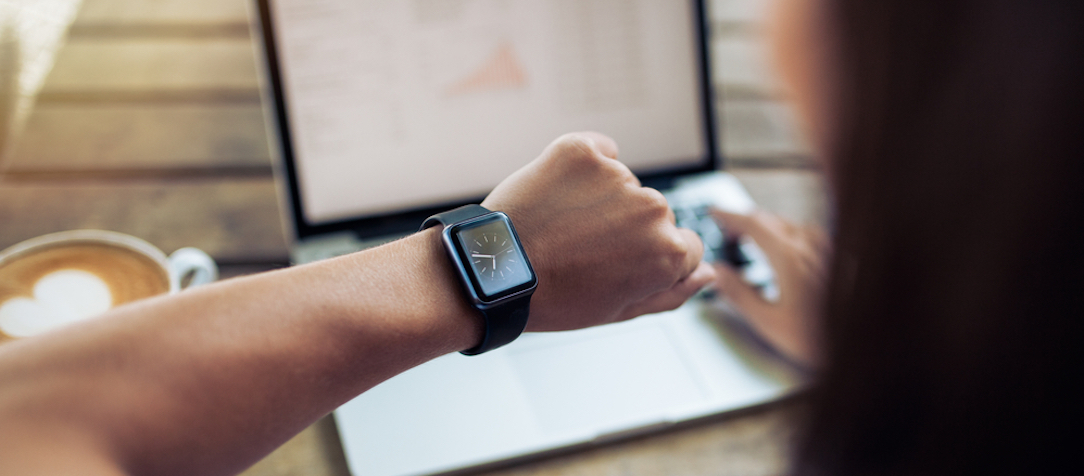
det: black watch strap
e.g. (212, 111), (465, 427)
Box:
(461, 295), (531, 356)
(421, 204), (532, 355)
(421, 204), (492, 230)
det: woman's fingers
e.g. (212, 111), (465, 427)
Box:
(713, 264), (774, 319)
(710, 209), (790, 257)
(707, 208), (829, 368)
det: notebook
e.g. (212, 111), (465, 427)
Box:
(251, 1), (803, 474)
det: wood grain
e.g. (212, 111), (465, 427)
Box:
(68, 22), (252, 40)
(75, 0), (250, 25)
(710, 0), (772, 25)
(731, 168), (828, 225)
(721, 100), (811, 167)
(5, 103), (270, 171)
(42, 38), (259, 92)
(0, 176), (287, 262)
(239, 416), (351, 476)
(712, 36), (784, 99)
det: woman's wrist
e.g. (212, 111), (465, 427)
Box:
(338, 229), (484, 358)
(409, 228), (486, 355)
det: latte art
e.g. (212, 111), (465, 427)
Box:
(0, 243), (169, 341)
(0, 270), (114, 338)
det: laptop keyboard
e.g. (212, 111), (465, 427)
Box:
(669, 197), (779, 302)
(673, 203), (727, 264)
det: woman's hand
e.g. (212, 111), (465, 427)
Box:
(483, 132), (716, 332)
(711, 209), (829, 368)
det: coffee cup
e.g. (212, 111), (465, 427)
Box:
(0, 230), (218, 342)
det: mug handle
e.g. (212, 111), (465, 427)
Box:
(168, 248), (219, 290)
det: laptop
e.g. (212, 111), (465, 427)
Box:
(251, 1), (803, 474)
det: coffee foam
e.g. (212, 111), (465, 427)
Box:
(0, 243), (169, 341)
(0, 270), (113, 338)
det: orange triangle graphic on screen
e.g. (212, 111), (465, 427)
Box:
(445, 43), (528, 97)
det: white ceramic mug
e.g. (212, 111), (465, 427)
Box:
(0, 230), (217, 341)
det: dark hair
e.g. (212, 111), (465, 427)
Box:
(797, 1), (1084, 475)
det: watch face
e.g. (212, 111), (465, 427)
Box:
(454, 215), (534, 300)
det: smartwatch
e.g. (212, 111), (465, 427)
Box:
(421, 204), (537, 355)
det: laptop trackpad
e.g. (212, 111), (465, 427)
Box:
(508, 325), (707, 437)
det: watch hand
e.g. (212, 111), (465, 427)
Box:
(471, 253), (495, 259)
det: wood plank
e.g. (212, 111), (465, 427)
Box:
(730, 168), (828, 226)
(710, 0), (771, 25)
(68, 23), (252, 40)
(41, 38), (259, 92)
(712, 35), (784, 100)
(707, 0), (811, 168)
(239, 416), (350, 476)
(4, 103), (271, 171)
(720, 99), (812, 167)
(36, 89), (261, 104)
(0, 176), (287, 263)
(76, 0), (250, 25)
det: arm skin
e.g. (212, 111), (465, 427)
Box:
(0, 132), (715, 476)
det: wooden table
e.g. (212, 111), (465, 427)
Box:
(0, 0), (825, 474)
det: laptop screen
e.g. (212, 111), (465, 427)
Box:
(257, 0), (716, 238)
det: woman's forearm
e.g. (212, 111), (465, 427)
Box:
(0, 229), (477, 476)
